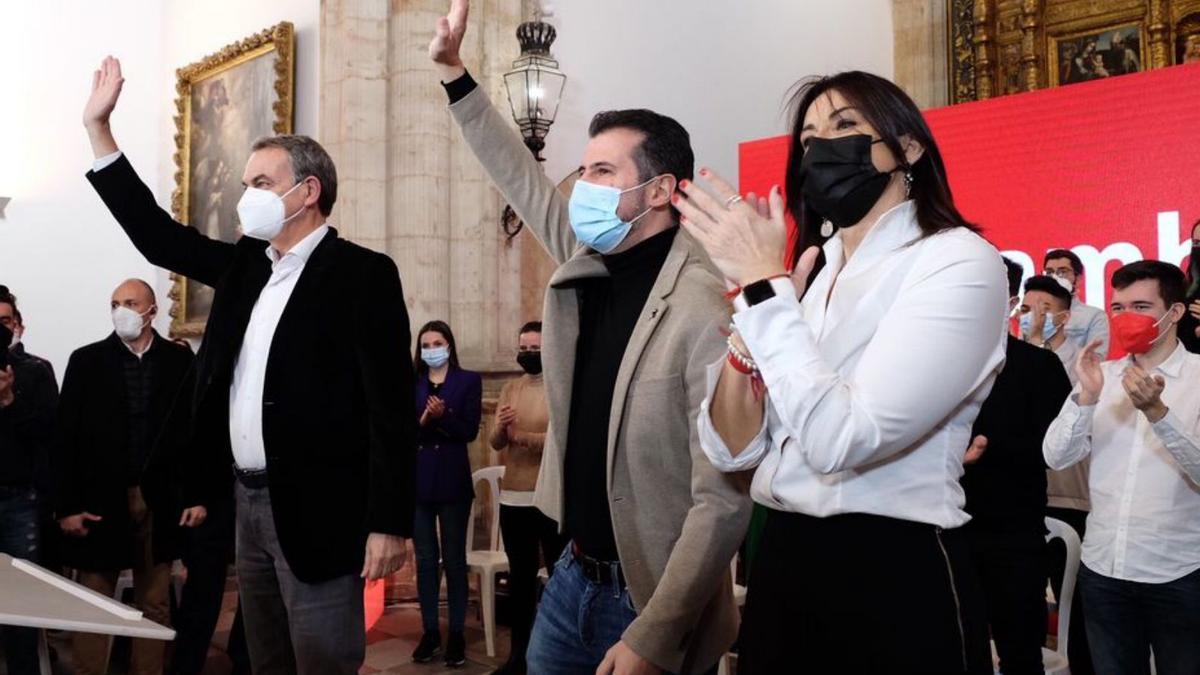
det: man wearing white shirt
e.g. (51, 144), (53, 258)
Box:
(1044, 260), (1200, 675)
(81, 57), (416, 675)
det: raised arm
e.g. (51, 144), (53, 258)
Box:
(83, 57), (235, 286)
(429, 0), (577, 263)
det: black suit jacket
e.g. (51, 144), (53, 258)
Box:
(53, 332), (193, 570)
(961, 336), (1073, 534)
(87, 155), (417, 583)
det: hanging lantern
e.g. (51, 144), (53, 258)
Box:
(503, 19), (567, 162)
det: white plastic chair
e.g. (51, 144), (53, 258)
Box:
(992, 517), (1081, 675)
(466, 466), (508, 658)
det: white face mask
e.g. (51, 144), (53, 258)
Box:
(236, 181), (306, 241)
(112, 306), (152, 342)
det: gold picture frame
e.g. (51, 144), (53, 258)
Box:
(1048, 22), (1147, 87)
(169, 22), (295, 337)
(947, 0), (1186, 104)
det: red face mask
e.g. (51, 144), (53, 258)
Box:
(1111, 311), (1170, 355)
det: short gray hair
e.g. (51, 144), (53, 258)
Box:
(251, 135), (338, 216)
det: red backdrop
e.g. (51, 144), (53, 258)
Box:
(739, 63), (1200, 316)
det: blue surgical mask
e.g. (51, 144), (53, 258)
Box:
(568, 176), (659, 254)
(421, 346), (450, 368)
(1020, 311), (1065, 343)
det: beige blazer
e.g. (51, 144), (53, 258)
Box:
(449, 86), (753, 673)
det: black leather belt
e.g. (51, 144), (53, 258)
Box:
(233, 466), (269, 489)
(571, 541), (625, 587)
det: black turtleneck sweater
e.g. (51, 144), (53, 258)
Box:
(563, 227), (677, 560)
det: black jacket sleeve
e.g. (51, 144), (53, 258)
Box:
(1033, 348), (1074, 468)
(355, 253), (417, 537)
(86, 154), (236, 287)
(52, 351), (87, 518)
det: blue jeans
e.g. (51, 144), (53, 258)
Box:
(413, 501), (471, 634)
(527, 544), (717, 675)
(0, 486), (41, 675)
(1079, 564), (1200, 675)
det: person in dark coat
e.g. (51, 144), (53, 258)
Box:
(961, 258), (1073, 675)
(411, 320), (482, 667)
(54, 279), (198, 675)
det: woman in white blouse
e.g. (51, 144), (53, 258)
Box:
(674, 71), (1006, 674)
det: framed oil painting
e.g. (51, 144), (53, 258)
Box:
(169, 22), (295, 336)
(1050, 23), (1145, 86)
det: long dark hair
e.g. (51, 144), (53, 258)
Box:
(413, 320), (461, 379)
(784, 71), (977, 275)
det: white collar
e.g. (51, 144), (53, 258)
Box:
(266, 224), (331, 267)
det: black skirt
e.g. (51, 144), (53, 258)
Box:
(737, 508), (992, 675)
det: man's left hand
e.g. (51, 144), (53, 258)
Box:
(1122, 365), (1167, 421)
(362, 533), (408, 580)
(179, 506), (207, 528)
(596, 641), (661, 675)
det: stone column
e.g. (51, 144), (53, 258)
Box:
(322, 0), (532, 373)
(892, 0), (949, 109)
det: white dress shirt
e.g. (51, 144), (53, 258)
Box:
(699, 201), (1008, 529)
(228, 224), (331, 470)
(1047, 334), (1091, 511)
(1043, 342), (1200, 583)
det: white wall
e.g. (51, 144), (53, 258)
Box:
(540, 0), (895, 187)
(0, 0), (318, 377)
(0, 1), (165, 378)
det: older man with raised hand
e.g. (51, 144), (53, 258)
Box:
(81, 56), (417, 675)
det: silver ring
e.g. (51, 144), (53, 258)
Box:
(724, 194), (744, 208)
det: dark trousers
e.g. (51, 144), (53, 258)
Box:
(235, 483), (364, 675)
(413, 500), (471, 635)
(499, 504), (567, 670)
(737, 509), (991, 675)
(0, 486), (40, 675)
(966, 527), (1048, 675)
(1079, 565), (1200, 675)
(170, 493), (249, 675)
(1047, 506), (1093, 675)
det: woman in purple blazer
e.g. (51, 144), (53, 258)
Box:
(410, 320), (482, 667)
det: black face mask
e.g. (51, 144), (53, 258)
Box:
(517, 351), (542, 375)
(799, 134), (900, 230)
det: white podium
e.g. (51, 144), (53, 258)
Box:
(0, 553), (174, 675)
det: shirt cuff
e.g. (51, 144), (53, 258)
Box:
(697, 357), (770, 472)
(93, 151), (123, 172)
(442, 70), (478, 104)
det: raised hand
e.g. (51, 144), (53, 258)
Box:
(429, 0), (469, 81)
(1075, 339), (1105, 405)
(676, 167), (819, 296)
(83, 56), (122, 157)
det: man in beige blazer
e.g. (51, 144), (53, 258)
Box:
(430, 3), (753, 674)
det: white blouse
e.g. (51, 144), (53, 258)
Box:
(698, 201), (1008, 529)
